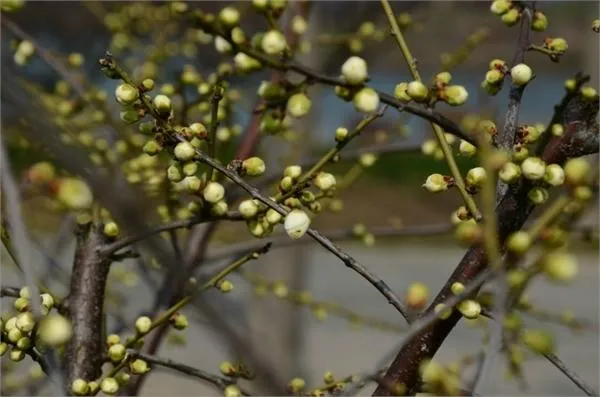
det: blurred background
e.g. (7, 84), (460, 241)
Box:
(1, 1), (599, 396)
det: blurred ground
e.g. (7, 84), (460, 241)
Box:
(1, 241), (598, 396)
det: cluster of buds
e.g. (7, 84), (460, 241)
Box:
(1, 288), (72, 364)
(543, 37), (569, 56)
(490, 0), (523, 27)
(396, 75), (469, 107)
(13, 39), (35, 66)
(481, 59), (508, 95)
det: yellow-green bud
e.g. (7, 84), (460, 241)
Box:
(454, 221), (482, 246)
(100, 377), (119, 395)
(284, 165), (302, 179)
(242, 156), (266, 176)
(485, 69), (504, 85)
(341, 56), (368, 85)
(171, 313), (189, 330)
(507, 231), (531, 255)
(38, 314), (72, 346)
(563, 158), (590, 185)
(130, 358), (150, 374)
(544, 37), (568, 54)
(501, 8), (521, 26)
(203, 182), (225, 203)
(532, 11), (548, 32)
(56, 178), (94, 210)
(542, 251), (578, 282)
(510, 63), (533, 86)
(521, 157), (546, 180)
(103, 222), (119, 237)
(211, 200), (229, 216)
(262, 30), (287, 55)
(458, 299), (481, 319)
(423, 173), (449, 193)
(359, 153), (377, 167)
(265, 208), (282, 224)
(108, 343), (126, 362)
(551, 124), (564, 137)
(405, 282), (429, 310)
(10, 349), (25, 361)
(115, 83), (138, 105)
(521, 329), (554, 354)
(450, 282), (465, 295)
(490, 0), (510, 15)
(135, 316), (152, 335)
(528, 187), (549, 205)
(224, 385), (241, 397)
(288, 377), (306, 393)
(218, 280), (234, 293)
(153, 94), (172, 114)
(443, 85), (469, 106)
(544, 164), (565, 186)
(434, 303), (452, 320)
(314, 172), (336, 191)
(142, 140), (162, 156)
(406, 81), (429, 102)
(335, 127), (349, 142)
(16, 312), (35, 332)
(219, 6), (240, 27)
(287, 93), (312, 118)
(72, 379), (90, 395)
(466, 167), (486, 188)
(238, 199), (259, 219)
(394, 82), (412, 102)
(352, 87), (380, 113)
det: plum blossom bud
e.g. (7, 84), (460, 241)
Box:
(341, 56), (368, 85)
(352, 87), (379, 113)
(115, 84), (138, 105)
(510, 63), (533, 86)
(203, 182), (225, 203)
(423, 174), (449, 193)
(314, 172), (336, 191)
(406, 81), (429, 102)
(174, 141), (195, 161)
(284, 209), (311, 239)
(262, 30), (287, 55)
(521, 157), (546, 180)
(286, 93), (312, 118)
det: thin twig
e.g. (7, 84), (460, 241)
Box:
(127, 350), (252, 395)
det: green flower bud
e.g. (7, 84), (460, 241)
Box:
(352, 87), (380, 113)
(443, 85), (469, 106)
(335, 127), (349, 142)
(211, 200), (229, 216)
(501, 8), (520, 26)
(10, 349), (25, 361)
(238, 199), (259, 219)
(108, 343), (126, 362)
(56, 178), (94, 210)
(490, 0), (510, 15)
(38, 314), (72, 346)
(564, 158), (590, 185)
(544, 164), (565, 186)
(423, 173), (449, 192)
(115, 84), (138, 105)
(506, 231), (531, 255)
(135, 316), (152, 335)
(288, 377), (306, 393)
(265, 209), (282, 224)
(174, 141), (196, 161)
(532, 11), (548, 32)
(406, 81), (429, 102)
(542, 251), (578, 282)
(521, 157), (546, 180)
(203, 182), (225, 203)
(72, 379), (90, 396)
(521, 329), (554, 354)
(261, 30), (287, 55)
(170, 313), (189, 330)
(450, 282), (465, 295)
(284, 165), (302, 179)
(341, 56), (368, 85)
(130, 358), (150, 374)
(242, 157), (266, 176)
(314, 172), (336, 191)
(394, 82), (412, 102)
(458, 299), (481, 319)
(218, 280), (234, 293)
(459, 140), (477, 157)
(224, 385), (241, 397)
(100, 377), (119, 395)
(286, 93), (312, 118)
(544, 37), (568, 54)
(466, 167), (486, 188)
(528, 187), (549, 205)
(153, 94), (172, 114)
(103, 222), (120, 237)
(219, 6), (240, 27)
(434, 303), (452, 320)
(510, 63), (533, 86)
(182, 161), (198, 176)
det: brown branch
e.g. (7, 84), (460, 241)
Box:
(127, 350), (252, 395)
(543, 353), (598, 396)
(62, 222), (112, 386)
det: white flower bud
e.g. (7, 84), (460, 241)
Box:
(215, 36), (233, 54)
(242, 157), (266, 176)
(544, 164), (565, 186)
(135, 316), (152, 335)
(423, 174), (449, 192)
(335, 127), (349, 142)
(352, 87), (379, 113)
(499, 161), (521, 183)
(238, 199), (259, 219)
(284, 209), (311, 239)
(314, 172), (336, 191)
(521, 157), (546, 180)
(233, 53), (261, 72)
(38, 314), (72, 346)
(153, 94), (172, 113)
(262, 30), (287, 55)
(219, 7), (240, 27)
(284, 165), (302, 179)
(174, 141), (195, 161)
(341, 56), (368, 85)
(265, 208), (282, 224)
(510, 63), (533, 86)
(203, 182), (225, 203)
(443, 85), (469, 106)
(466, 167), (486, 187)
(421, 139), (438, 156)
(394, 82), (412, 102)
(406, 81), (429, 102)
(100, 378), (119, 395)
(115, 83), (139, 105)
(459, 140), (477, 157)
(286, 93), (312, 118)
